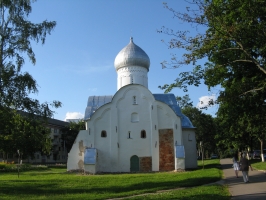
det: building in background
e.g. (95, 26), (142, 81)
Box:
(0, 118), (69, 164)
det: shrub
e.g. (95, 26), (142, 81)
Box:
(0, 163), (48, 172)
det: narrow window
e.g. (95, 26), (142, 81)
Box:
(131, 76), (134, 84)
(89, 128), (90, 135)
(116, 126), (117, 132)
(188, 134), (192, 141)
(128, 131), (131, 138)
(141, 130), (146, 138)
(101, 130), (107, 137)
(155, 125), (157, 130)
(133, 96), (137, 104)
(175, 124), (177, 129)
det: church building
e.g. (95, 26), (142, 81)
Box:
(67, 37), (197, 173)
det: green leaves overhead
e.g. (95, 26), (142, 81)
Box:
(159, 0), (266, 94)
(0, 0), (59, 117)
(0, 0), (61, 158)
(160, 0), (266, 155)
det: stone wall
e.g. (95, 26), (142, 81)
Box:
(159, 129), (174, 171)
(139, 157), (152, 172)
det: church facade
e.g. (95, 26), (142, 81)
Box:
(67, 38), (197, 173)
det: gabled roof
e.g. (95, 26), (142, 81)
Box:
(153, 94), (194, 128)
(84, 94), (194, 128)
(84, 96), (113, 120)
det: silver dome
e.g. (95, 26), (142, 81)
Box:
(114, 37), (150, 71)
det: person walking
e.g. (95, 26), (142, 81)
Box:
(232, 153), (239, 178)
(239, 152), (253, 183)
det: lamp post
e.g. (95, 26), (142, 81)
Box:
(200, 141), (204, 169)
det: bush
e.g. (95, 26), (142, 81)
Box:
(0, 163), (48, 172)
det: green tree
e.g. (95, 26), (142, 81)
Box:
(0, 0), (61, 115)
(215, 94), (266, 160)
(159, 0), (266, 160)
(0, 0), (61, 159)
(176, 94), (193, 109)
(159, 0), (266, 93)
(0, 108), (52, 159)
(61, 121), (85, 153)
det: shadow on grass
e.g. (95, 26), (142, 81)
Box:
(0, 162), (223, 199)
(0, 176), (222, 198)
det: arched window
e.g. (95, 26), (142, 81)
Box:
(131, 112), (139, 122)
(101, 130), (107, 138)
(141, 130), (146, 138)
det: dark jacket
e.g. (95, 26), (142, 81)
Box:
(239, 157), (250, 171)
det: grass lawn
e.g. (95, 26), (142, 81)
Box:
(250, 159), (266, 170)
(0, 160), (230, 200)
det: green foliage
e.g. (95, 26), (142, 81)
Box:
(176, 94), (193, 109)
(60, 121), (85, 153)
(0, 108), (52, 158)
(159, 0), (266, 155)
(0, 0), (61, 116)
(0, 0), (62, 158)
(0, 163), (48, 172)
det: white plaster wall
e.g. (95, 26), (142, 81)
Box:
(68, 84), (196, 172)
(83, 85), (157, 172)
(115, 86), (154, 171)
(182, 129), (198, 169)
(67, 130), (89, 171)
(117, 66), (148, 90)
(94, 108), (112, 172)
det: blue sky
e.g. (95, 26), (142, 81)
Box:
(23, 0), (219, 121)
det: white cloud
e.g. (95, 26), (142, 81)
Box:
(197, 95), (216, 109)
(64, 112), (84, 121)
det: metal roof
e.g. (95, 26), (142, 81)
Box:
(153, 94), (194, 128)
(84, 96), (113, 120)
(114, 37), (150, 71)
(84, 94), (194, 128)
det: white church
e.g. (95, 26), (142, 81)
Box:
(67, 37), (197, 173)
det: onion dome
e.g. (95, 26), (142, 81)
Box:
(114, 37), (150, 71)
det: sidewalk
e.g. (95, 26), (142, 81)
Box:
(220, 158), (266, 200)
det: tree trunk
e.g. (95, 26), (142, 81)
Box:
(259, 139), (264, 162)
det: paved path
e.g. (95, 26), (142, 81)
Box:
(220, 158), (266, 200)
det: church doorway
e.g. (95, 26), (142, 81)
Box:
(130, 155), (139, 172)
